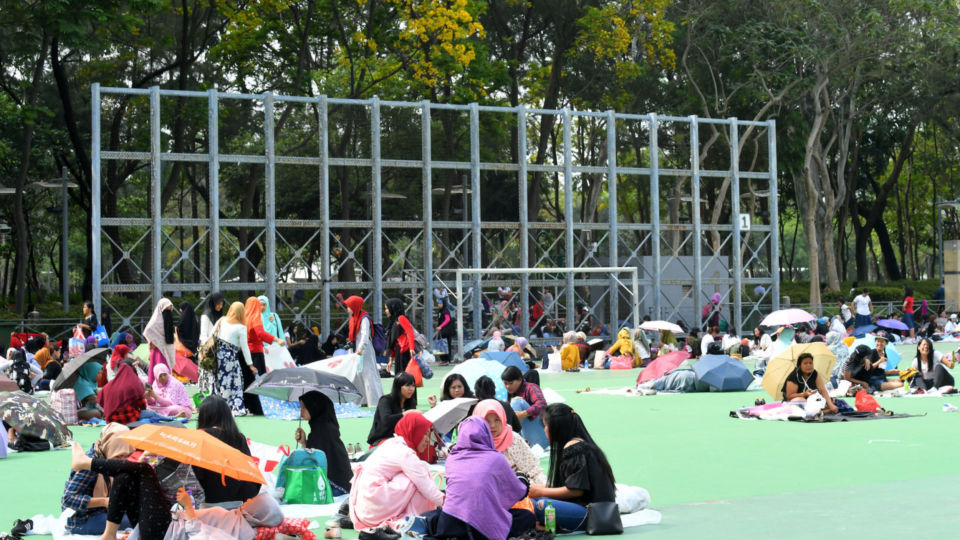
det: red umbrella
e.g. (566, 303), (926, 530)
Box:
(637, 350), (690, 384)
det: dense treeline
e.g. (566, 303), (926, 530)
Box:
(1, 0), (959, 315)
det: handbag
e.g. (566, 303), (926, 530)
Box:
(405, 356), (424, 387)
(585, 501), (623, 535)
(197, 321), (222, 372)
(281, 467), (333, 504)
(68, 326), (86, 358)
(92, 325), (109, 347)
(432, 338), (449, 355)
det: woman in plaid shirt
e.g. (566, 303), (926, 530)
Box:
(501, 366), (549, 448)
(61, 424), (135, 535)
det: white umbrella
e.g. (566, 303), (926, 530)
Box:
(760, 308), (816, 327)
(423, 397), (477, 435)
(639, 320), (684, 334)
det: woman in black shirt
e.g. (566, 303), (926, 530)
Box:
(366, 373), (419, 447)
(783, 352), (838, 413)
(527, 403), (616, 532)
(193, 396), (261, 507)
(294, 390), (353, 494)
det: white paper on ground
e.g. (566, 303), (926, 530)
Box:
(541, 387), (566, 403)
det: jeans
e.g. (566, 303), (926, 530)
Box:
(511, 398), (549, 449)
(855, 314), (872, 328)
(532, 497), (588, 532)
(68, 513), (131, 535)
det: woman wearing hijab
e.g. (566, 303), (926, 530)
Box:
(423, 417), (532, 540)
(473, 399), (547, 485)
(258, 295), (285, 342)
(551, 332), (581, 371)
(61, 423), (136, 535)
(107, 344), (134, 382)
(244, 296), (284, 376)
(606, 328), (636, 367)
(349, 414), (445, 532)
(344, 295), (385, 407)
(147, 363), (193, 419)
(294, 391), (353, 494)
(215, 302), (256, 416)
(200, 293), (226, 343)
(98, 362), (147, 424)
(34, 348), (58, 391)
(384, 298), (416, 376)
(143, 298), (176, 385)
(177, 302), (200, 355)
(488, 331), (505, 353)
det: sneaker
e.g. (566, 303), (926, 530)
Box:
(11, 519), (32, 537)
(358, 527), (400, 540)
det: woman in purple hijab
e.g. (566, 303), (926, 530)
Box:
(423, 417), (532, 540)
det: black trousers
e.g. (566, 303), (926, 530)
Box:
(242, 355), (264, 415)
(394, 350), (414, 376)
(914, 364), (955, 391)
(92, 458), (171, 540)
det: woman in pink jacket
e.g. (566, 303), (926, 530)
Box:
(349, 413), (444, 532)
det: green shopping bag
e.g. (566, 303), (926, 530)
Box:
(282, 467), (333, 505)
(192, 392), (208, 409)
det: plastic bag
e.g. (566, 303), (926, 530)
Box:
(804, 392), (826, 418)
(615, 483), (651, 514)
(51, 389), (78, 425)
(92, 325), (109, 347)
(68, 326), (86, 358)
(263, 343), (295, 373)
(855, 389), (881, 413)
(405, 357), (424, 387)
(415, 353), (434, 379)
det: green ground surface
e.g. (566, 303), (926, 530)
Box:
(4, 342), (960, 539)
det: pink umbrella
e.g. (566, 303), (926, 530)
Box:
(760, 308), (815, 327)
(637, 350), (690, 384)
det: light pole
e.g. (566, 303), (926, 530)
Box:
(29, 167), (77, 311)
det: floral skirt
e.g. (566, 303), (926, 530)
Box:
(214, 340), (245, 414)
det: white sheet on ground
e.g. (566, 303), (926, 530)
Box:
(541, 387), (566, 403)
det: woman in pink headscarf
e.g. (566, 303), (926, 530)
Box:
(146, 363), (193, 419)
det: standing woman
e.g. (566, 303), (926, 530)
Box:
(197, 292), (226, 394)
(244, 296), (282, 377)
(903, 286), (916, 339)
(344, 295), (385, 407)
(435, 297), (456, 356)
(143, 299), (176, 385)
(258, 295), (285, 342)
(176, 302), (200, 355)
(215, 302), (256, 416)
(385, 298), (416, 376)
(527, 404), (617, 533)
(78, 301), (99, 338)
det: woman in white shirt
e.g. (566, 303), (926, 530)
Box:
(197, 292), (226, 394)
(749, 327), (772, 355)
(213, 301), (255, 415)
(910, 337), (955, 391)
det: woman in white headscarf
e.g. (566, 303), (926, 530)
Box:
(144, 298), (177, 385)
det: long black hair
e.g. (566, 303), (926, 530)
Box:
(197, 395), (245, 448)
(914, 337), (936, 375)
(385, 298), (406, 352)
(391, 372), (418, 410)
(441, 373), (474, 401)
(541, 403), (615, 487)
(474, 375), (497, 400)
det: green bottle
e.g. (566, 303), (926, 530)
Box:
(545, 501), (556, 533)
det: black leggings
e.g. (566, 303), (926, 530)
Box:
(242, 355), (264, 415)
(394, 350), (414, 376)
(92, 459), (171, 540)
(914, 364), (955, 391)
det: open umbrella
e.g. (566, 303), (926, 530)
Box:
(693, 354), (753, 391)
(245, 367), (361, 404)
(462, 338), (490, 358)
(52, 348), (110, 391)
(876, 319), (909, 332)
(423, 397), (478, 435)
(479, 351), (528, 373)
(119, 424), (265, 484)
(849, 335), (902, 370)
(447, 358), (510, 401)
(637, 350), (690, 384)
(639, 320), (684, 334)
(760, 309), (816, 327)
(0, 391), (73, 446)
(851, 324), (877, 338)
(762, 343), (836, 401)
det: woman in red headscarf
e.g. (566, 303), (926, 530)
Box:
(98, 362), (147, 424)
(343, 295), (384, 407)
(349, 413), (444, 532)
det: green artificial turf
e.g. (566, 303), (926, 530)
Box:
(4, 342), (960, 539)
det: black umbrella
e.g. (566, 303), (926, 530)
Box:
(245, 367), (362, 404)
(52, 348), (110, 391)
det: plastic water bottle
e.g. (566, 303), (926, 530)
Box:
(943, 403), (958, 413)
(545, 502), (556, 533)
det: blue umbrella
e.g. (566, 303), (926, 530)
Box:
(692, 354), (753, 391)
(479, 351), (528, 373)
(447, 358), (510, 401)
(851, 324), (877, 338)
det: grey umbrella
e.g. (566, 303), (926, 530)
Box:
(52, 348), (110, 391)
(245, 367), (362, 404)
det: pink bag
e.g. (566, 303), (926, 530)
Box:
(51, 389), (78, 424)
(609, 356), (634, 370)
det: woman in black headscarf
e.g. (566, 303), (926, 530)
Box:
(199, 292), (226, 344)
(177, 302), (200, 355)
(293, 391), (353, 494)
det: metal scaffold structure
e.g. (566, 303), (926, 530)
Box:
(91, 84), (779, 341)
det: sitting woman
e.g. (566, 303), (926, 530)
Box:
(473, 399), (546, 485)
(910, 337), (956, 391)
(488, 331), (505, 353)
(550, 332), (581, 371)
(294, 390), (353, 495)
(501, 366), (549, 449)
(659, 330), (679, 353)
(750, 327), (772, 356)
(427, 373), (474, 408)
(194, 396), (261, 508)
(34, 347), (60, 391)
(146, 363), (194, 419)
(73, 361), (105, 421)
(367, 373), (420, 447)
(783, 352), (839, 413)
(68, 437), (171, 540)
(606, 328), (636, 367)
(61, 423), (135, 536)
(527, 404), (617, 533)
(350, 414), (445, 533)
(422, 417), (533, 540)
(99, 362), (147, 424)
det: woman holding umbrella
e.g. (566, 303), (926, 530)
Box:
(783, 352), (838, 413)
(294, 391), (353, 495)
